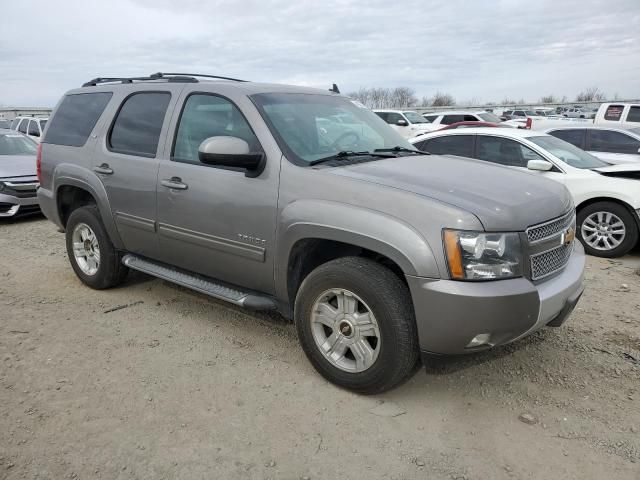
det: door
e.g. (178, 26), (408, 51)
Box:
(93, 90), (174, 259)
(586, 129), (640, 164)
(156, 92), (279, 294)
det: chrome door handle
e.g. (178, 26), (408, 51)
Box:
(93, 163), (113, 175)
(161, 177), (188, 190)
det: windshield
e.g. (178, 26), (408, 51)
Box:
(403, 111), (429, 124)
(527, 135), (608, 169)
(0, 133), (37, 155)
(478, 112), (501, 123)
(251, 93), (417, 164)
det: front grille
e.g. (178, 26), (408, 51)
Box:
(0, 181), (38, 198)
(530, 243), (573, 280)
(526, 210), (575, 243)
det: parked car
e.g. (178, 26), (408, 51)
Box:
(11, 116), (48, 142)
(545, 126), (640, 165)
(594, 103), (640, 129)
(534, 108), (559, 117)
(0, 129), (40, 217)
(439, 121), (502, 130)
(422, 110), (502, 127)
(0, 119), (11, 129)
(563, 108), (596, 119)
(500, 109), (541, 121)
(38, 73), (584, 393)
(373, 109), (435, 138)
(410, 128), (640, 257)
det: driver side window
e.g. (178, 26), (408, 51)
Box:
(475, 136), (543, 168)
(173, 94), (261, 165)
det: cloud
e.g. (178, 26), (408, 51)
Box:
(0, 0), (638, 106)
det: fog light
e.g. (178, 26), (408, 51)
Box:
(466, 333), (492, 348)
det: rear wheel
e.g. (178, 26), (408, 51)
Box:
(295, 257), (419, 394)
(577, 202), (638, 258)
(65, 206), (128, 288)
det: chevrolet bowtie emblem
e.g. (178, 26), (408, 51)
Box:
(561, 227), (575, 246)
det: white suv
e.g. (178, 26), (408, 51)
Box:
(11, 116), (48, 143)
(422, 110), (502, 127)
(373, 110), (435, 138)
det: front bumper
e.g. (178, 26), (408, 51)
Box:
(407, 241), (585, 355)
(0, 192), (40, 217)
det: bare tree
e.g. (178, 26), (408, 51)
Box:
(539, 95), (558, 104)
(430, 92), (456, 107)
(575, 87), (606, 102)
(348, 86), (417, 109)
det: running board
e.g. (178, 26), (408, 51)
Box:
(122, 254), (277, 311)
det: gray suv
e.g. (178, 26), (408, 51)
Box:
(38, 73), (585, 393)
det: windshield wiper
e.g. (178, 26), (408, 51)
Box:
(309, 150), (396, 166)
(374, 146), (429, 155)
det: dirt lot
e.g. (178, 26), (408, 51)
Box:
(1, 215), (639, 480)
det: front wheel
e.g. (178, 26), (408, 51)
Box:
(577, 202), (638, 257)
(295, 257), (419, 394)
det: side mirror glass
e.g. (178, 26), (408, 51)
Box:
(396, 119), (408, 126)
(527, 159), (553, 171)
(198, 136), (265, 178)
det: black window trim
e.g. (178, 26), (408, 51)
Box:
(169, 91), (264, 169)
(106, 90), (172, 159)
(548, 128), (587, 149)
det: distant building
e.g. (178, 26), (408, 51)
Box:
(0, 107), (52, 120)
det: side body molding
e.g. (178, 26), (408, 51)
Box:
(275, 199), (440, 303)
(53, 163), (125, 249)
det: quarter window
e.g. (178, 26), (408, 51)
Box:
(109, 92), (171, 157)
(475, 136), (543, 167)
(173, 94), (261, 165)
(44, 92), (113, 147)
(422, 135), (473, 157)
(603, 105), (624, 121)
(589, 130), (640, 154)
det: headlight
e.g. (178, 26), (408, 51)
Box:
(443, 229), (523, 280)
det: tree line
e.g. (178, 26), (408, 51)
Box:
(347, 86), (615, 109)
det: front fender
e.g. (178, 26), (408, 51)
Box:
(275, 199), (440, 302)
(53, 163), (124, 249)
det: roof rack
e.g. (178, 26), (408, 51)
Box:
(82, 72), (247, 87)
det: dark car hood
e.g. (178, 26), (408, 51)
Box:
(0, 155), (37, 178)
(328, 154), (573, 231)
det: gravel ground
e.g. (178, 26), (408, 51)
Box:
(1, 215), (639, 480)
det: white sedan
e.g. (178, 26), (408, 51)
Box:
(410, 128), (640, 258)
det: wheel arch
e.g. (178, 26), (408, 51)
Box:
(576, 196), (640, 228)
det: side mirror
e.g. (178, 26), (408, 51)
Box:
(527, 159), (553, 171)
(198, 136), (265, 178)
(396, 119), (408, 126)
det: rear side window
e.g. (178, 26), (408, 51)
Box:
(422, 135), (474, 157)
(28, 120), (40, 137)
(18, 119), (28, 134)
(589, 130), (640, 154)
(108, 92), (171, 157)
(475, 136), (542, 167)
(441, 115), (465, 125)
(44, 92), (113, 146)
(626, 106), (640, 123)
(603, 105), (624, 121)
(548, 129), (585, 149)
(424, 115), (439, 123)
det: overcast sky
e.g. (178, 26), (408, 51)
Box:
(1, 0), (638, 107)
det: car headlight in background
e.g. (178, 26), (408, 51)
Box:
(443, 229), (522, 280)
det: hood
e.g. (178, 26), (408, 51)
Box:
(0, 155), (37, 178)
(593, 162), (640, 179)
(327, 154), (573, 231)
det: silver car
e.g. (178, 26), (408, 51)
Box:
(0, 129), (40, 217)
(37, 73), (585, 393)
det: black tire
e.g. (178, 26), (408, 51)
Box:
(577, 202), (638, 258)
(65, 205), (128, 289)
(295, 257), (419, 394)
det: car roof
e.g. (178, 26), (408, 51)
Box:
(425, 110), (490, 115)
(68, 80), (341, 98)
(372, 109), (415, 113)
(410, 127), (547, 142)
